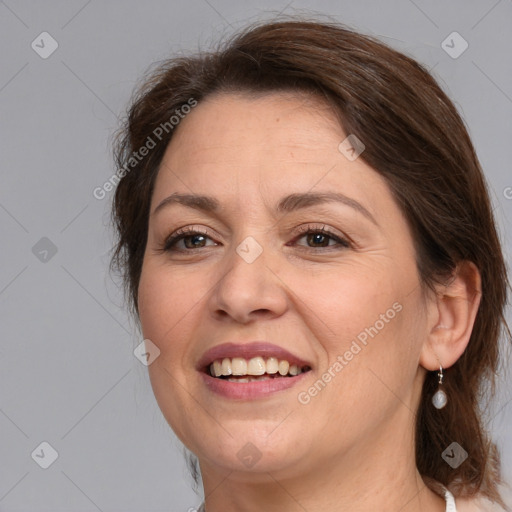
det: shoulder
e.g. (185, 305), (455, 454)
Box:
(455, 485), (512, 512)
(456, 497), (505, 512)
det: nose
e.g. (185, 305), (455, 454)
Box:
(208, 241), (288, 324)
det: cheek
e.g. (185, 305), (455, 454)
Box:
(137, 261), (209, 376)
(137, 261), (207, 442)
(283, 263), (399, 349)
(285, 263), (420, 406)
(138, 260), (202, 334)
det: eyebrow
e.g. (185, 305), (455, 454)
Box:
(152, 191), (377, 226)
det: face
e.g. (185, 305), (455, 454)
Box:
(138, 92), (430, 481)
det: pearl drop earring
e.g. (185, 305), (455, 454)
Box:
(432, 365), (448, 409)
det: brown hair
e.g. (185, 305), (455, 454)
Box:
(111, 18), (511, 505)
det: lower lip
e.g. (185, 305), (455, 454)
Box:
(200, 371), (311, 400)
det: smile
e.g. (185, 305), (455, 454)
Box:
(209, 356), (311, 381)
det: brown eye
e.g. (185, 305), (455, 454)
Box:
(163, 229), (217, 252)
(294, 228), (350, 250)
(306, 232), (332, 247)
(183, 234), (208, 249)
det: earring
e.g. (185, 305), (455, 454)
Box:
(432, 365), (448, 409)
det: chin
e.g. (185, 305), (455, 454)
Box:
(190, 425), (312, 475)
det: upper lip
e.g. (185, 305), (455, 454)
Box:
(197, 342), (313, 372)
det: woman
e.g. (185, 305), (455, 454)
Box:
(111, 19), (511, 511)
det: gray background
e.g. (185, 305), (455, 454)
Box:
(1, 1), (511, 511)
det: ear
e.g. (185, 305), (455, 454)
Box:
(419, 261), (482, 371)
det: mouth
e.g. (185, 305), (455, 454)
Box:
(197, 341), (313, 399)
(205, 356), (312, 382)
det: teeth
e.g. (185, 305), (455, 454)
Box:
(278, 360), (290, 376)
(266, 357), (279, 374)
(226, 375), (270, 382)
(231, 357), (247, 376)
(247, 357), (266, 375)
(227, 376), (272, 383)
(213, 360), (223, 377)
(221, 358), (232, 376)
(289, 364), (299, 376)
(208, 357), (308, 378)
(248, 375), (271, 382)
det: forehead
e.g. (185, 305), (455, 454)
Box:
(152, 92), (391, 217)
(170, 92), (343, 160)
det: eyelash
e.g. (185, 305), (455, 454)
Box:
(161, 224), (351, 253)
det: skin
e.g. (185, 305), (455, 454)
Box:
(137, 92), (481, 512)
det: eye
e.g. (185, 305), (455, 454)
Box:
(160, 224), (351, 253)
(162, 228), (217, 252)
(292, 225), (350, 249)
